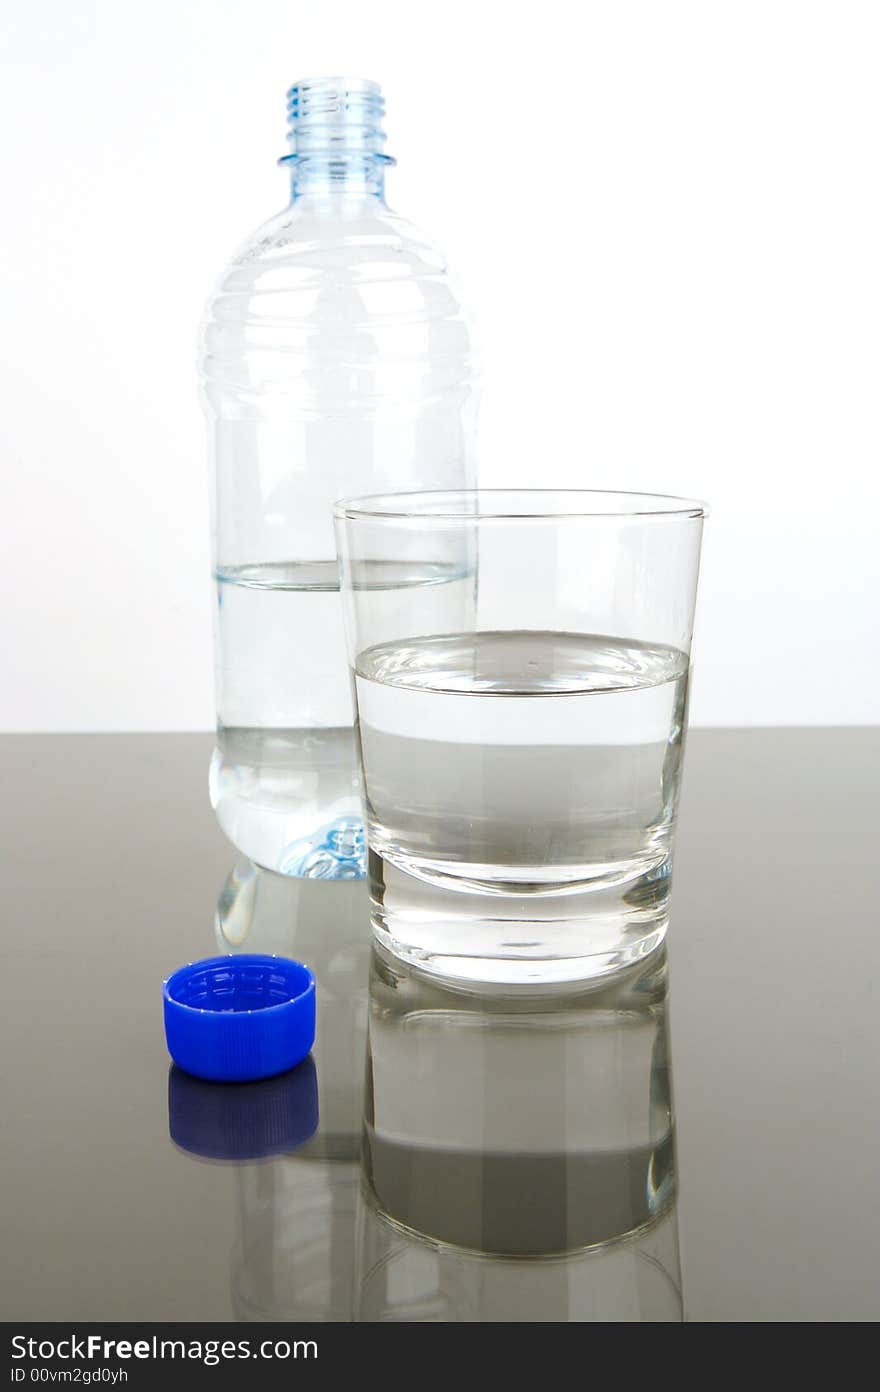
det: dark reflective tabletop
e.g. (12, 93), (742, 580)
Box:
(1, 731), (878, 1321)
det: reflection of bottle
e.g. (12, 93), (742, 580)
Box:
(232, 1154), (360, 1322)
(167, 1060), (351, 1320)
(200, 77), (477, 875)
(356, 945), (682, 1322)
(213, 854), (370, 1320)
(216, 857), (369, 1151)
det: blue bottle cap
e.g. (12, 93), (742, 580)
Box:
(163, 954), (316, 1083)
(168, 1058), (319, 1160)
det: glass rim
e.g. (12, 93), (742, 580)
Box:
(334, 488), (706, 523)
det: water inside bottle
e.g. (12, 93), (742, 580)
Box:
(212, 560), (470, 874)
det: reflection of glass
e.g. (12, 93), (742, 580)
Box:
(166, 859), (371, 1320)
(356, 944), (682, 1322)
(335, 490), (704, 986)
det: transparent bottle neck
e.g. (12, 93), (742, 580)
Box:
(289, 154), (387, 203)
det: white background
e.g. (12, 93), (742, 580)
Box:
(2, 1), (878, 731)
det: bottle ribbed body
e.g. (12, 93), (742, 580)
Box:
(199, 79), (477, 874)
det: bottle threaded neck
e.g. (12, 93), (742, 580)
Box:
(281, 76), (394, 165)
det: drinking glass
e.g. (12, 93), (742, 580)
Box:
(334, 490), (704, 986)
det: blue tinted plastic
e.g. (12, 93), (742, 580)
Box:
(201, 77), (477, 875)
(278, 816), (366, 878)
(280, 76), (395, 173)
(163, 954), (316, 1083)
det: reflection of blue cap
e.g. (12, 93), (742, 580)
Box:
(163, 954), (315, 1082)
(168, 1058), (319, 1161)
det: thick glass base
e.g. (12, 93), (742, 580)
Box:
(369, 852), (672, 990)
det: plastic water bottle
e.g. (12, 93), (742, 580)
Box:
(200, 78), (477, 876)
